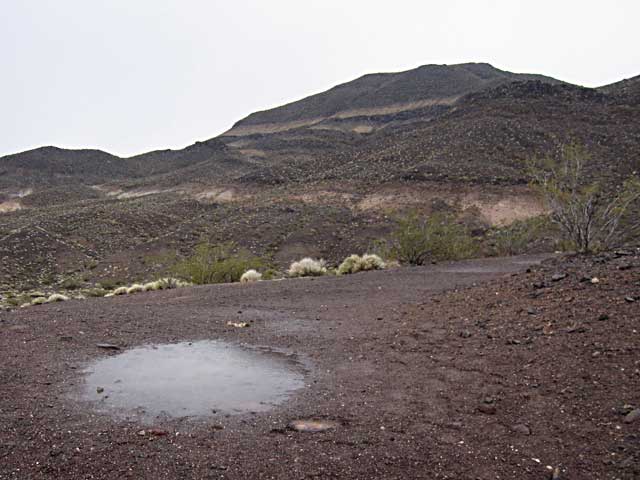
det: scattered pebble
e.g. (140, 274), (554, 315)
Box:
(624, 409), (640, 424)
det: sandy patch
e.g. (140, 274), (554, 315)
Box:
(0, 200), (22, 213)
(223, 96), (460, 137)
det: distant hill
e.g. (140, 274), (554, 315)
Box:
(598, 74), (640, 103)
(225, 62), (563, 136)
(1, 62), (638, 194)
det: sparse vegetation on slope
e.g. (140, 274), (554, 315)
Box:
(384, 211), (477, 265)
(529, 143), (640, 253)
(172, 242), (267, 285)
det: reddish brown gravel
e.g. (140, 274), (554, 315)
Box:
(1, 253), (639, 479)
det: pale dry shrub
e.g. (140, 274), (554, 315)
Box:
(240, 269), (262, 283)
(46, 293), (69, 303)
(287, 258), (327, 277)
(126, 284), (145, 294)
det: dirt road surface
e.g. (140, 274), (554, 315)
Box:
(2, 253), (639, 479)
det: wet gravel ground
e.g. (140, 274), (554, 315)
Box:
(1, 253), (639, 479)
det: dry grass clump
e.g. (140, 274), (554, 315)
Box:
(104, 278), (191, 298)
(337, 254), (386, 275)
(240, 269), (262, 283)
(126, 284), (145, 294)
(46, 293), (69, 303)
(113, 286), (129, 296)
(287, 258), (328, 278)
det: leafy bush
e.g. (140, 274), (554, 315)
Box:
(529, 143), (640, 253)
(99, 278), (125, 290)
(337, 254), (385, 275)
(287, 258), (328, 277)
(487, 216), (552, 256)
(61, 277), (83, 290)
(386, 211), (477, 265)
(172, 243), (266, 285)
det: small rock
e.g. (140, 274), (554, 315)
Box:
(512, 424), (531, 435)
(96, 343), (121, 350)
(551, 273), (567, 282)
(597, 314), (609, 321)
(478, 404), (497, 415)
(459, 330), (472, 338)
(590, 277), (600, 284)
(527, 307), (538, 315)
(288, 419), (338, 432)
(96, 387), (104, 394)
(226, 321), (249, 328)
(624, 296), (635, 303)
(624, 409), (640, 424)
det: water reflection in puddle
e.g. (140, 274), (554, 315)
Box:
(82, 341), (304, 420)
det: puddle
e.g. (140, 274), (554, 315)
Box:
(82, 341), (305, 421)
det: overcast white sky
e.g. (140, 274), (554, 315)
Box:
(2, 0), (639, 158)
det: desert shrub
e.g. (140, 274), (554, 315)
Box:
(113, 286), (128, 296)
(386, 211), (477, 265)
(143, 281), (160, 291)
(126, 284), (145, 294)
(361, 253), (386, 270)
(287, 258), (328, 277)
(240, 269), (262, 283)
(529, 143), (640, 253)
(84, 288), (108, 298)
(337, 255), (362, 275)
(261, 268), (281, 280)
(61, 277), (83, 290)
(99, 278), (125, 290)
(337, 254), (385, 275)
(172, 243), (266, 285)
(46, 293), (69, 303)
(5, 294), (31, 308)
(156, 277), (179, 289)
(487, 216), (552, 256)
(31, 297), (47, 306)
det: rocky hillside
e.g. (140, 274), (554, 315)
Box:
(225, 63), (562, 136)
(1, 62), (639, 290)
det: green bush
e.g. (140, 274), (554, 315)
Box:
(487, 216), (551, 256)
(529, 143), (640, 253)
(98, 278), (125, 290)
(61, 277), (83, 290)
(172, 242), (267, 285)
(386, 211), (477, 265)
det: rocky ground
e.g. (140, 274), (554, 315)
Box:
(1, 251), (638, 479)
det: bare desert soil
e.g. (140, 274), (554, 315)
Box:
(1, 253), (639, 479)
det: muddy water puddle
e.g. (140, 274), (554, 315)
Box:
(82, 341), (305, 421)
